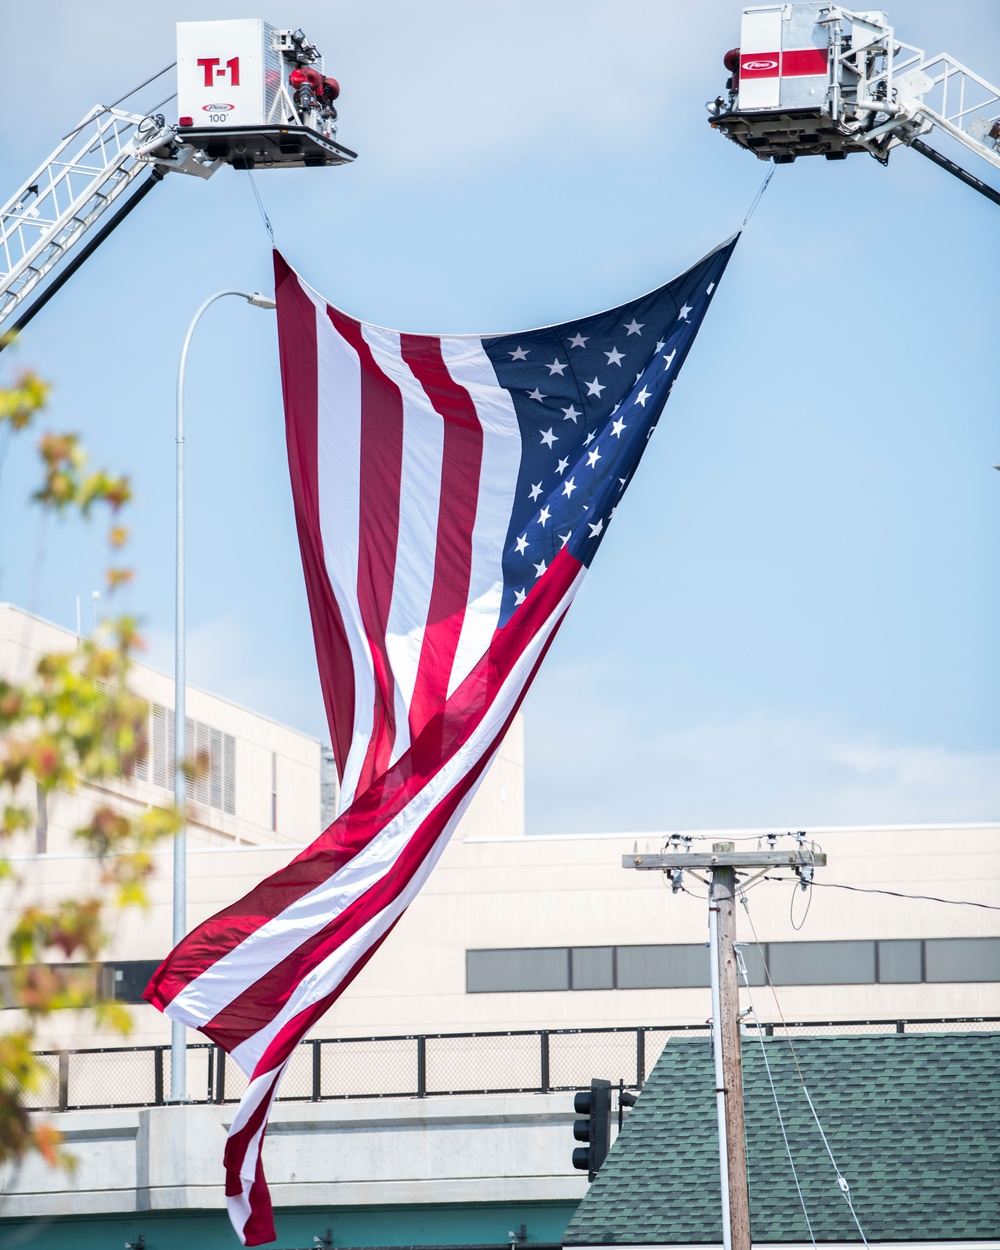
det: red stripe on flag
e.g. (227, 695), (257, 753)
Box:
(327, 308), (404, 791)
(223, 1065), (281, 1243)
(273, 254), (356, 783)
(399, 334), (484, 743)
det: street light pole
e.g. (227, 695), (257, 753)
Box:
(170, 288), (276, 1103)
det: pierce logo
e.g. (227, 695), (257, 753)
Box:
(743, 58), (778, 70)
(203, 103), (235, 111)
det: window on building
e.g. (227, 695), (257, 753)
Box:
(736, 942), (768, 986)
(768, 940), (875, 985)
(149, 702), (235, 814)
(35, 782), (47, 854)
(465, 937), (998, 992)
(467, 948), (569, 993)
(570, 947), (615, 990)
(877, 939), (923, 983)
(1, 961), (164, 1009)
(924, 937), (1000, 983)
(105, 960), (163, 1003)
(320, 745), (340, 828)
(616, 944), (710, 990)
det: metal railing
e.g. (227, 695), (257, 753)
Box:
(27, 1017), (998, 1113)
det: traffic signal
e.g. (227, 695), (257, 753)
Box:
(619, 1086), (638, 1129)
(572, 1078), (612, 1180)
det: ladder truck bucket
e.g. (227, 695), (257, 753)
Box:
(707, 2), (1000, 199)
(176, 20), (356, 169)
(708, 3), (881, 162)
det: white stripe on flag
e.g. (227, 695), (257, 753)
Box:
(359, 323), (446, 767)
(315, 305), (376, 810)
(439, 336), (523, 696)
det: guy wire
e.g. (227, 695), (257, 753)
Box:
(735, 945), (817, 1247)
(738, 889), (871, 1247)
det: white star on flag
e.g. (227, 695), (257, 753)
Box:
(635, 386), (652, 407)
(568, 332), (588, 348)
(514, 534), (528, 554)
(528, 482), (542, 501)
(547, 359), (567, 376)
(509, 345), (529, 360)
(624, 318), (644, 335)
(540, 428), (557, 448)
(604, 346), (625, 366)
(678, 304), (692, 320)
(562, 405), (581, 423)
(585, 377), (606, 397)
(527, 388), (546, 402)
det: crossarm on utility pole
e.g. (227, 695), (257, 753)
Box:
(622, 850), (826, 870)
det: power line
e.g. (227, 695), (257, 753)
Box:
(767, 877), (1000, 913)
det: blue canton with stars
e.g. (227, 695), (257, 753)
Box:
(483, 237), (737, 625)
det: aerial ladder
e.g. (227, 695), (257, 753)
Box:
(708, 4), (1000, 206)
(0, 19), (356, 348)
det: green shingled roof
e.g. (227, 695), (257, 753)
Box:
(563, 1032), (1000, 1244)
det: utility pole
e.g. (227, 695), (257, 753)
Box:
(623, 839), (826, 1250)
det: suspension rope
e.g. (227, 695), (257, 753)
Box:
(743, 163), (776, 225)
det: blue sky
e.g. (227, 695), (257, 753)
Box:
(1, 1), (998, 834)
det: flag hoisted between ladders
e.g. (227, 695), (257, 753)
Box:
(144, 235), (739, 1245)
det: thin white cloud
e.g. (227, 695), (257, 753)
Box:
(524, 659), (1000, 833)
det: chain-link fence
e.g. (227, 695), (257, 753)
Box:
(31, 1017), (998, 1112)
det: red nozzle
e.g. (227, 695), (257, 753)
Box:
(289, 66), (324, 91)
(324, 76), (340, 101)
(723, 47), (740, 73)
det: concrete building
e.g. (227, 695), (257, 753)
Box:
(0, 602), (325, 856)
(1, 602), (998, 1058)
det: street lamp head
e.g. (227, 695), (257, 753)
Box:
(246, 292), (277, 309)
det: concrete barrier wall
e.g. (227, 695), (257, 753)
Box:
(0, 1092), (589, 1220)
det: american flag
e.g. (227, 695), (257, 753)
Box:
(145, 236), (738, 1245)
